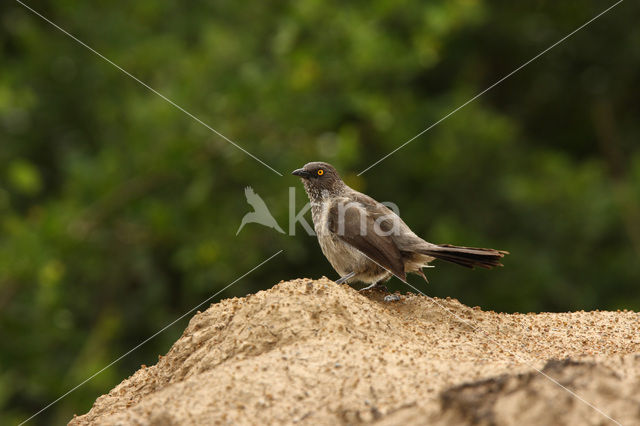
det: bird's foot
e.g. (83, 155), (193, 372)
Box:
(358, 282), (388, 293)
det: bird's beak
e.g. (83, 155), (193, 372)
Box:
(291, 168), (311, 179)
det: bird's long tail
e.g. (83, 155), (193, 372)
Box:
(418, 244), (508, 269)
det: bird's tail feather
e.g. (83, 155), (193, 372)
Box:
(418, 244), (508, 269)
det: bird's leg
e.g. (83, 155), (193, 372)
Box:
(335, 271), (355, 284)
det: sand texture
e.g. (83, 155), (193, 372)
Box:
(69, 278), (640, 425)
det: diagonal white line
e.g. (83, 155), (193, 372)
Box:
(15, 0), (283, 177)
(18, 250), (284, 426)
(358, 0), (625, 175)
(352, 253), (621, 425)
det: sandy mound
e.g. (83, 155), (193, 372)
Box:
(69, 278), (640, 425)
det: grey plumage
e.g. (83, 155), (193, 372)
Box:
(292, 161), (507, 288)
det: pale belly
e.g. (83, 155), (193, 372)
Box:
(312, 202), (390, 284)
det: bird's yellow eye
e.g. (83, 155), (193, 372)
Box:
(317, 169), (324, 176)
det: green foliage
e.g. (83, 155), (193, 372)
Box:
(1, 0), (639, 423)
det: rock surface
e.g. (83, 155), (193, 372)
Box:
(70, 278), (640, 425)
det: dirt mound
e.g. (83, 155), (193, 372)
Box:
(381, 358), (640, 425)
(69, 278), (640, 425)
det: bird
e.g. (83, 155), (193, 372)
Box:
(236, 186), (285, 235)
(292, 161), (508, 291)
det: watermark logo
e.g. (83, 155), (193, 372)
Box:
(237, 186), (402, 237)
(236, 187), (285, 235)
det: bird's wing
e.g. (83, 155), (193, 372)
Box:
(328, 199), (406, 281)
(351, 191), (426, 249)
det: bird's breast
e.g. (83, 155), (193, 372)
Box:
(310, 201), (328, 236)
(309, 201), (360, 276)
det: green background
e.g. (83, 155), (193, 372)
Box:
(1, 0), (639, 424)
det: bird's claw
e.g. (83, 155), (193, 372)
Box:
(358, 283), (388, 293)
(383, 294), (401, 302)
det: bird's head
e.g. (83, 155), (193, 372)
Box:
(292, 162), (345, 198)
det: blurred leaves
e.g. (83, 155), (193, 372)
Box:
(7, 159), (42, 195)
